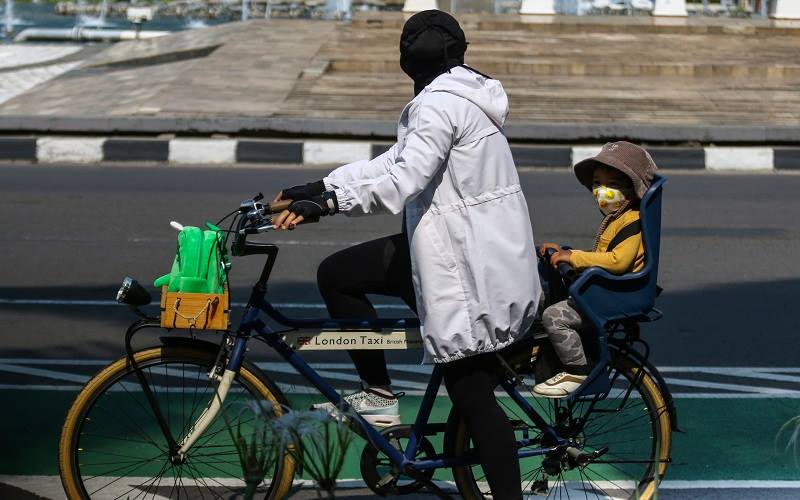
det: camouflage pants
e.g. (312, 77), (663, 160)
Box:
(541, 298), (588, 367)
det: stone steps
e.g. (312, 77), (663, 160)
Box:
(352, 11), (800, 36)
(279, 71), (800, 125)
(328, 58), (800, 79)
(325, 19), (800, 79)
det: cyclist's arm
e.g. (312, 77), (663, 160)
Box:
(324, 97), (454, 216)
(568, 233), (642, 274)
(323, 144), (399, 188)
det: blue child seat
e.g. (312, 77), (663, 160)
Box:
(565, 174), (666, 399)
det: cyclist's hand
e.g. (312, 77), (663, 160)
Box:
(273, 193), (338, 230)
(538, 242), (562, 256)
(550, 249), (572, 267)
(274, 209), (303, 229)
(273, 180), (325, 204)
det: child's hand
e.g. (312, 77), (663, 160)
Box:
(550, 249), (572, 267)
(538, 242), (562, 256)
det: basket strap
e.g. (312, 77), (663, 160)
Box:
(172, 297), (216, 326)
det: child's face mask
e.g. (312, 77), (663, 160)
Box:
(593, 186), (627, 215)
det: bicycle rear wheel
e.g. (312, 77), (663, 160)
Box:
(445, 349), (671, 500)
(58, 343), (295, 500)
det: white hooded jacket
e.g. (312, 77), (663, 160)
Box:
(324, 66), (541, 363)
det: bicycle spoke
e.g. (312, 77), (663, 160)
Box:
(87, 456), (166, 496)
(132, 460), (170, 500)
(183, 462), (212, 500)
(91, 400), (165, 452)
(185, 460), (240, 496)
(583, 465), (634, 497)
(167, 463), (179, 500)
(68, 351), (285, 500)
(452, 350), (667, 500)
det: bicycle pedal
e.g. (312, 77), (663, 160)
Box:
(532, 479), (548, 495)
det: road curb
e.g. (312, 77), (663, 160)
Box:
(2, 114), (800, 144)
(0, 136), (796, 170)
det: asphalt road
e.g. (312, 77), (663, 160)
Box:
(2, 163), (800, 498)
(1, 164), (799, 366)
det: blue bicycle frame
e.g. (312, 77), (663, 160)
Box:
(222, 241), (570, 477)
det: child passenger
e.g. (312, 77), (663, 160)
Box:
(534, 141), (658, 398)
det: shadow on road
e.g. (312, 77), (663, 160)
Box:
(1, 278), (799, 366)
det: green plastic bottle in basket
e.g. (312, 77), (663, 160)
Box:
(154, 222), (229, 294)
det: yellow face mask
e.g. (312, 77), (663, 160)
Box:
(593, 186), (627, 215)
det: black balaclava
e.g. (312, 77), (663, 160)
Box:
(399, 10), (468, 96)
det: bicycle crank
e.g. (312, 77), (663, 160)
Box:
(360, 424), (437, 496)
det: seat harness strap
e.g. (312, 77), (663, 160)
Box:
(607, 220), (642, 252)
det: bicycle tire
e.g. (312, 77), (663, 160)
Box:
(58, 343), (296, 500)
(445, 349), (672, 500)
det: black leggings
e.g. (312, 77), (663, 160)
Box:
(442, 353), (523, 499)
(317, 233), (521, 497)
(317, 233), (417, 387)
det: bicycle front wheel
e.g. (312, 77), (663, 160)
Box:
(446, 350), (672, 500)
(58, 343), (295, 499)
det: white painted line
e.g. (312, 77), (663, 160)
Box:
(687, 367), (800, 385)
(1, 360), (800, 397)
(571, 145), (603, 165)
(169, 138), (237, 164)
(0, 384), (84, 391)
(1, 381), (800, 398)
(663, 376), (800, 395)
(303, 140), (371, 165)
(0, 298), (408, 310)
(1, 475), (799, 500)
(0, 363), (90, 384)
(666, 393), (800, 399)
(37, 137), (104, 163)
(660, 480), (800, 489)
(0, 299), (119, 306)
(17, 235), (360, 247)
(661, 366), (800, 373)
(2, 359), (798, 375)
(0, 358), (113, 365)
(705, 147), (774, 171)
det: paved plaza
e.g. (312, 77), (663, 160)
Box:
(0, 13), (799, 139)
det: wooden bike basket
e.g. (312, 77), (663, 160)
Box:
(160, 284), (230, 330)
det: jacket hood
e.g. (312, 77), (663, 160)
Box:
(425, 66), (509, 128)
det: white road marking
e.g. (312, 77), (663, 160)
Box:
(0, 363), (91, 384)
(0, 360), (798, 397)
(15, 235), (360, 246)
(1, 474), (799, 500)
(663, 376), (800, 395)
(661, 480), (800, 489)
(0, 298), (408, 310)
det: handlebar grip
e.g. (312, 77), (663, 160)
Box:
(543, 247), (578, 283)
(269, 200), (292, 213)
(557, 262), (576, 279)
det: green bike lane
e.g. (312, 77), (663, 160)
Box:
(3, 389), (798, 484)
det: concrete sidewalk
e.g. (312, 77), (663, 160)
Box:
(0, 13), (799, 144)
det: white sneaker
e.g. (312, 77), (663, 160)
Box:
(533, 372), (587, 398)
(312, 389), (401, 428)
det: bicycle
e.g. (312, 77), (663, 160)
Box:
(59, 182), (675, 499)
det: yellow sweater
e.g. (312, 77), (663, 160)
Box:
(569, 209), (644, 274)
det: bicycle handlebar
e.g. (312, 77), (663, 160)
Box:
(543, 247), (579, 284)
(232, 194), (308, 256)
(269, 199), (292, 213)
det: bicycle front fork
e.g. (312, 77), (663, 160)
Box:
(174, 330), (248, 461)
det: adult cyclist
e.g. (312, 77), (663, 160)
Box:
(272, 11), (540, 498)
